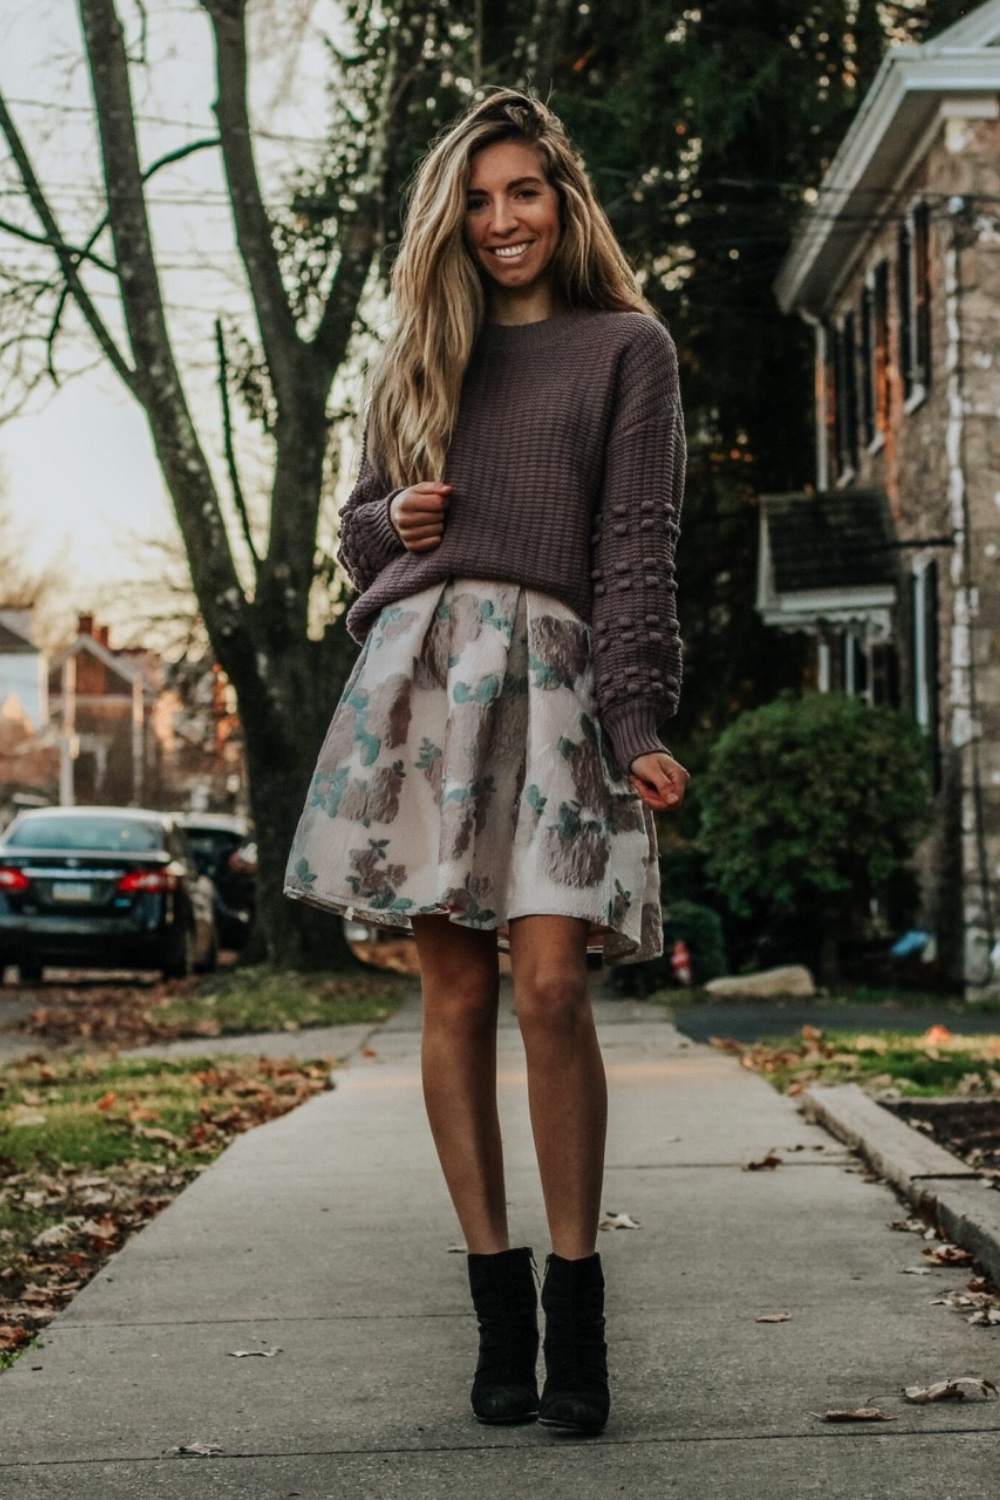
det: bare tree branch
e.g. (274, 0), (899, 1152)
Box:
(0, 89), (135, 388)
(77, 0), (247, 640)
(215, 316), (260, 571)
(201, 0), (302, 409)
(44, 136), (220, 380)
(0, 214), (116, 273)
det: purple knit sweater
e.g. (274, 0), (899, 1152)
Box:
(336, 307), (686, 774)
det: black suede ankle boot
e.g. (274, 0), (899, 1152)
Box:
(466, 1247), (540, 1424)
(539, 1251), (610, 1433)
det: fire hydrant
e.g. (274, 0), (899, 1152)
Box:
(671, 939), (692, 986)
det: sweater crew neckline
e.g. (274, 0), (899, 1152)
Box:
(477, 307), (603, 352)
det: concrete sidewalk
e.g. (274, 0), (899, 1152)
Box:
(2, 988), (1000, 1498)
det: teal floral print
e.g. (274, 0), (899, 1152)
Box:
(284, 577), (661, 964)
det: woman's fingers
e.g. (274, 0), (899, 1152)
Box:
(628, 754), (690, 812)
(390, 482), (451, 552)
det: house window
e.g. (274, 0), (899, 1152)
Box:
(869, 262), (887, 438)
(898, 201), (932, 404)
(833, 313), (859, 477)
(843, 631), (868, 698)
(911, 558), (941, 790)
(869, 640), (899, 708)
(864, 261), (891, 448)
(860, 284), (875, 446)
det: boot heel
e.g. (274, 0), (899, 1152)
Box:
(539, 1251), (610, 1433)
(467, 1247), (540, 1424)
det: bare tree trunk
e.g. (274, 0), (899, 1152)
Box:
(0, 0), (427, 965)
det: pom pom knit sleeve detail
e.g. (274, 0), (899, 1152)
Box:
(590, 323), (687, 775)
(335, 436), (407, 597)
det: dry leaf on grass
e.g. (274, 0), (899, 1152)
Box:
(817, 1408), (895, 1422)
(9, 1105), (47, 1128)
(904, 1376), (998, 1404)
(0, 1324), (32, 1352)
(754, 1311), (792, 1323)
(31, 1220), (84, 1250)
(599, 1212), (642, 1232)
(741, 1149), (782, 1172)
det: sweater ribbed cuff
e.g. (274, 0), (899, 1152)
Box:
(601, 701), (671, 777)
(369, 489), (407, 571)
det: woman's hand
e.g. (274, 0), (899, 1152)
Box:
(629, 751), (689, 813)
(390, 481), (452, 552)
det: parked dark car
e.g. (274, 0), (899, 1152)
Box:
(0, 807), (217, 982)
(175, 813), (255, 950)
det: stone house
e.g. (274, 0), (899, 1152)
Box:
(762, 2), (1000, 995)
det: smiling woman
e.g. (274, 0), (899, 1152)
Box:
(283, 86), (689, 1438)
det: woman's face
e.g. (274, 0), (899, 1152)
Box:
(465, 140), (562, 292)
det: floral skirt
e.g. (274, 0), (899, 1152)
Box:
(283, 577), (663, 964)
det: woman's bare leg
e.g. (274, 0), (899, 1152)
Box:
(411, 914), (507, 1254)
(507, 915), (606, 1260)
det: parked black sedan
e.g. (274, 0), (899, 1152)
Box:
(0, 807), (217, 982)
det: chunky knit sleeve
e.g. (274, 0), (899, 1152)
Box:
(335, 434), (407, 596)
(590, 321), (686, 774)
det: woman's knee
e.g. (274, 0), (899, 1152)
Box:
(515, 971), (591, 1046)
(422, 977), (499, 1034)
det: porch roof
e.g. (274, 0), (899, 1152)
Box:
(756, 489), (898, 636)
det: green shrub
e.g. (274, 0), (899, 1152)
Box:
(696, 692), (933, 982)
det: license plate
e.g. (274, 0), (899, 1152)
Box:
(51, 882), (94, 903)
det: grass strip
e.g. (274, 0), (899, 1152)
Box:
(0, 1050), (333, 1370)
(16, 965), (408, 1047)
(710, 1023), (1000, 1098)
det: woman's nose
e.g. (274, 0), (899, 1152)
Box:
(487, 197), (518, 235)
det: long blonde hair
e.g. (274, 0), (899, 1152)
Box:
(366, 87), (659, 488)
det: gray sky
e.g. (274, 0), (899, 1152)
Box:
(0, 0), (337, 593)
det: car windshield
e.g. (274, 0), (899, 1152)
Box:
(4, 815), (165, 853)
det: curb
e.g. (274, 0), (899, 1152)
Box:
(802, 1082), (1000, 1288)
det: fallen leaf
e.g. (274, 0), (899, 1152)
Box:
(754, 1311), (792, 1323)
(31, 1220), (84, 1250)
(901, 1266), (933, 1276)
(228, 1347), (282, 1358)
(922, 1244), (973, 1266)
(967, 1308), (1000, 1327)
(94, 1092), (117, 1112)
(904, 1376), (998, 1404)
(166, 1441), (225, 1456)
(9, 1106), (46, 1128)
(819, 1408), (895, 1422)
(0, 1324), (32, 1352)
(741, 1149), (782, 1172)
(853, 1035), (888, 1055)
(133, 1126), (184, 1148)
(599, 1211), (642, 1231)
